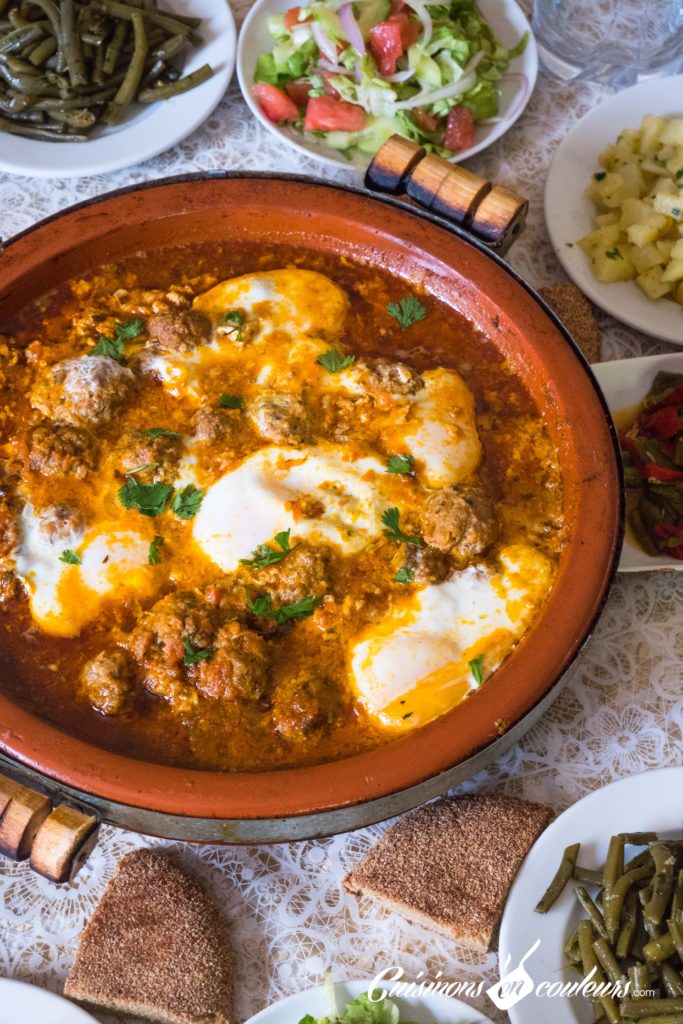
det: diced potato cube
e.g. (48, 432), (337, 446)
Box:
(641, 158), (667, 175)
(619, 197), (652, 230)
(661, 258), (683, 282)
(653, 192), (683, 220)
(591, 245), (636, 282)
(598, 144), (617, 170)
(657, 239), (675, 260)
(671, 238), (683, 259)
(675, 281), (683, 304)
(595, 212), (619, 227)
(636, 267), (674, 300)
(651, 177), (677, 197)
(595, 172), (628, 209)
(620, 161), (645, 194)
(578, 224), (622, 253)
(617, 128), (640, 154)
(638, 114), (667, 155)
(631, 243), (664, 274)
(660, 119), (683, 146)
(628, 213), (672, 246)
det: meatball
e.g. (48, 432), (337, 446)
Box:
(28, 423), (95, 479)
(37, 503), (84, 545)
(0, 493), (19, 557)
(400, 544), (451, 585)
(0, 570), (19, 607)
(254, 543), (329, 606)
(191, 406), (238, 443)
(271, 673), (340, 742)
(420, 484), (497, 560)
(30, 356), (135, 428)
(195, 622), (270, 703)
(318, 393), (374, 443)
(248, 393), (309, 445)
(82, 649), (135, 716)
(116, 429), (182, 481)
(147, 310), (210, 353)
(362, 357), (423, 396)
(128, 590), (216, 667)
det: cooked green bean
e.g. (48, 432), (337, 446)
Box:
(643, 933), (676, 962)
(629, 962), (656, 994)
(575, 865), (606, 887)
(28, 33), (56, 64)
(103, 7), (145, 123)
(0, 23), (41, 52)
(671, 872), (683, 924)
(0, 110), (84, 137)
(593, 937), (625, 986)
(645, 846), (677, 929)
(96, 1), (195, 40)
(617, 888), (639, 958)
(604, 835), (625, 892)
(621, 998), (683, 1019)
(61, 0), (86, 87)
(577, 885), (610, 939)
(621, 833), (661, 846)
(535, 843), (581, 914)
(137, 61), (211, 102)
(604, 866), (653, 942)
(668, 919), (683, 961)
(660, 965), (683, 998)
(633, 1016), (683, 1024)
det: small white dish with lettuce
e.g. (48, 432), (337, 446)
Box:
(237, 0), (537, 170)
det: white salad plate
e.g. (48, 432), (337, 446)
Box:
(237, 0), (537, 172)
(244, 977), (495, 1024)
(0, 0), (236, 180)
(499, 767), (683, 1024)
(591, 351), (683, 573)
(545, 77), (683, 346)
(0, 977), (98, 1023)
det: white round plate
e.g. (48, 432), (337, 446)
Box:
(545, 77), (683, 346)
(0, 0), (236, 179)
(237, 0), (537, 172)
(0, 978), (98, 1023)
(499, 767), (683, 1024)
(591, 352), (683, 573)
(245, 978), (494, 1024)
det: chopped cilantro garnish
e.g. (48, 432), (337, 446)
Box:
(247, 592), (323, 625)
(125, 460), (159, 477)
(469, 654), (485, 687)
(316, 348), (356, 374)
(402, 711), (413, 719)
(183, 638), (215, 666)
(219, 394), (243, 409)
(143, 428), (183, 439)
(381, 507), (423, 547)
(118, 479), (172, 518)
(593, 171), (607, 181)
(172, 485), (205, 520)
(605, 248), (622, 260)
(221, 310), (246, 342)
(387, 296), (427, 329)
(240, 530), (292, 569)
(91, 317), (145, 362)
(148, 535), (164, 565)
(676, 169), (683, 182)
(386, 453), (415, 476)
(59, 549), (81, 565)
(394, 565), (414, 584)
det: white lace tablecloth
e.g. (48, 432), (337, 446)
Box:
(1, 4), (682, 1021)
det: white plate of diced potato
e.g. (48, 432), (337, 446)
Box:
(545, 77), (683, 345)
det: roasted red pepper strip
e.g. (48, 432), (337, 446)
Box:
(641, 462), (683, 482)
(648, 383), (683, 410)
(639, 405), (681, 439)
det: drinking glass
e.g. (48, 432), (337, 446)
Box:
(531, 0), (683, 86)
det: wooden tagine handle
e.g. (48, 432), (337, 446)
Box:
(365, 134), (528, 255)
(0, 771), (99, 883)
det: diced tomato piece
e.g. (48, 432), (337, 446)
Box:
(413, 107), (438, 133)
(368, 20), (404, 76)
(649, 383), (683, 410)
(285, 79), (313, 107)
(444, 104), (475, 152)
(252, 83), (300, 123)
(639, 404), (681, 440)
(304, 94), (365, 131)
(284, 6), (308, 30)
(641, 461), (683, 482)
(389, 12), (420, 48)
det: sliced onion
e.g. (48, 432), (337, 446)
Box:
(394, 68), (476, 109)
(318, 58), (348, 74)
(311, 20), (340, 63)
(385, 68), (415, 82)
(403, 0), (432, 49)
(339, 2), (365, 56)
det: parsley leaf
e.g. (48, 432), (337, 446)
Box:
(247, 591), (323, 625)
(59, 549), (81, 565)
(91, 317), (145, 362)
(240, 530), (292, 569)
(221, 310), (246, 342)
(172, 484), (205, 520)
(148, 535), (164, 565)
(394, 565), (414, 584)
(387, 296), (427, 329)
(593, 171), (607, 181)
(381, 507), (423, 547)
(183, 638), (215, 666)
(316, 348), (356, 374)
(469, 654), (485, 687)
(605, 248), (622, 260)
(219, 394), (243, 409)
(386, 453), (415, 475)
(118, 479), (172, 517)
(676, 168), (683, 182)
(125, 460), (159, 477)
(143, 428), (183, 439)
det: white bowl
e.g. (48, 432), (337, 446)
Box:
(0, 978), (98, 1024)
(545, 76), (683, 346)
(0, 0), (236, 180)
(237, 0), (538, 173)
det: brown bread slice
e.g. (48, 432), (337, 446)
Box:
(344, 794), (552, 952)
(538, 281), (602, 363)
(65, 848), (233, 1024)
